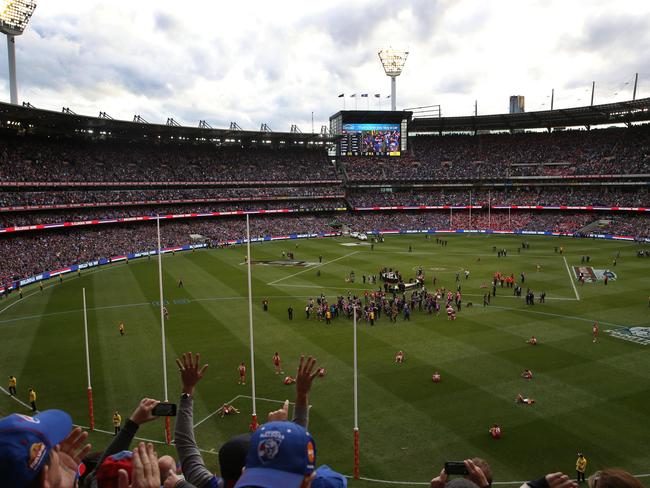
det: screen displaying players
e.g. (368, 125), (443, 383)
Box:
(340, 123), (401, 156)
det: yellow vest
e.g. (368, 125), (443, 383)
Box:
(29, 390), (36, 402)
(576, 457), (587, 472)
(9, 377), (16, 387)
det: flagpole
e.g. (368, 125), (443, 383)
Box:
(246, 214), (258, 430)
(469, 190), (472, 230)
(353, 304), (360, 479)
(82, 287), (94, 431)
(488, 190), (491, 230)
(156, 216), (171, 444)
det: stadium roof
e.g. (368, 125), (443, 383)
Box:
(0, 102), (336, 144)
(409, 97), (650, 132)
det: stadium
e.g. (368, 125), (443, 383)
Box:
(1, 2), (649, 488)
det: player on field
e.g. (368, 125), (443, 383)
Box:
(217, 403), (240, 418)
(283, 376), (296, 385)
(8, 375), (17, 396)
(527, 336), (538, 345)
(272, 352), (283, 374)
(592, 322), (599, 343)
(317, 367), (326, 377)
(432, 372), (441, 382)
(238, 362), (246, 385)
(113, 411), (122, 435)
(489, 424), (502, 439)
(178, 277), (184, 288)
(521, 369), (533, 380)
(446, 305), (456, 320)
(516, 393), (535, 405)
(119, 322), (125, 336)
(163, 306), (169, 319)
(395, 351), (404, 364)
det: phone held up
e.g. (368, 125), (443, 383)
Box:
(152, 402), (177, 417)
(444, 461), (469, 476)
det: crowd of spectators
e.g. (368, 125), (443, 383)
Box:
(345, 125), (650, 181)
(0, 200), (347, 228)
(0, 215), (339, 283)
(0, 186), (344, 208)
(347, 187), (650, 207)
(0, 136), (338, 182)
(341, 211), (596, 234)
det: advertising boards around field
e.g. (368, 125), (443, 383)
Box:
(572, 266), (617, 283)
(606, 327), (650, 346)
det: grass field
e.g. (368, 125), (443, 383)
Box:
(1, 233), (650, 487)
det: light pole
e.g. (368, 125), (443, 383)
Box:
(378, 49), (408, 111)
(0, 0), (37, 105)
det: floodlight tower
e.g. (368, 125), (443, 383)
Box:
(0, 0), (37, 104)
(378, 48), (408, 111)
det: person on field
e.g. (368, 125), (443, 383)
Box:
(273, 352), (283, 375)
(8, 375), (17, 396)
(576, 453), (588, 483)
(238, 362), (246, 385)
(29, 387), (37, 412)
(112, 411), (122, 435)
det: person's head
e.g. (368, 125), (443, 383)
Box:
(0, 410), (75, 488)
(158, 455), (176, 484)
(588, 469), (644, 488)
(219, 433), (251, 488)
(234, 421), (316, 488)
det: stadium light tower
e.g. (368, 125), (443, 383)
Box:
(378, 48), (408, 111)
(0, 0), (37, 104)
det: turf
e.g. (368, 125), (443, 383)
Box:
(1, 234), (649, 487)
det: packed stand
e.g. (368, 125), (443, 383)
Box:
(347, 187), (650, 208)
(0, 200), (347, 228)
(0, 215), (338, 283)
(0, 136), (338, 182)
(344, 125), (650, 181)
(0, 186), (345, 209)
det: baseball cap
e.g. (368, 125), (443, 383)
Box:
(312, 465), (347, 488)
(234, 421), (316, 488)
(95, 450), (134, 488)
(0, 410), (73, 487)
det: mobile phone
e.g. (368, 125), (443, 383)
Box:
(152, 402), (177, 417)
(444, 461), (469, 476)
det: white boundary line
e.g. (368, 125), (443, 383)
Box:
(563, 256), (581, 301)
(193, 394), (302, 429)
(267, 251), (360, 285)
(0, 385), (33, 410)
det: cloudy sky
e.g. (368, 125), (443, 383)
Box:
(2, 0), (650, 131)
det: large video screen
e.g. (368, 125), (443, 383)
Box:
(340, 123), (401, 156)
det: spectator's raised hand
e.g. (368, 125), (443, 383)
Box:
(267, 399), (290, 422)
(57, 426), (91, 469)
(118, 442), (160, 488)
(430, 468), (448, 488)
(545, 472), (578, 488)
(176, 352), (209, 396)
(465, 459), (489, 488)
(296, 355), (319, 402)
(130, 398), (161, 425)
(163, 469), (181, 488)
